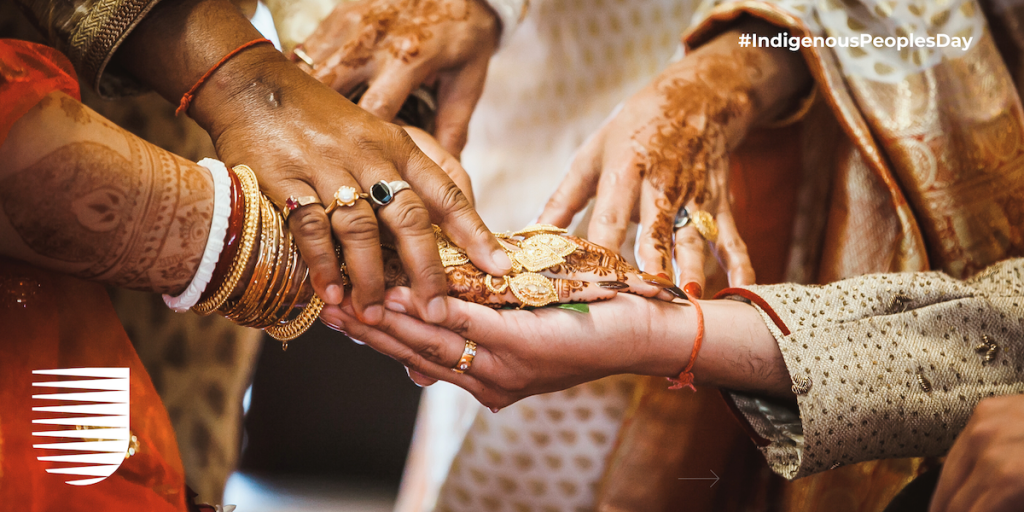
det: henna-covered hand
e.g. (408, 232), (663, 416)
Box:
(356, 225), (680, 309)
(539, 22), (812, 296)
(296, 0), (500, 158)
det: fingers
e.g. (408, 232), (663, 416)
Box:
(634, 180), (677, 278)
(321, 179), (386, 322)
(268, 180), (346, 305)
(931, 436), (979, 512)
(359, 61), (429, 122)
(711, 204), (755, 287)
(402, 126), (475, 205)
(433, 55), (490, 158)
(673, 221), (708, 298)
(370, 173), (451, 324)
(550, 279), (618, 303)
(320, 303), (492, 397)
(538, 130), (605, 228)
(398, 143), (511, 277)
(587, 145), (643, 253)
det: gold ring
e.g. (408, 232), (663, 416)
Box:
(324, 185), (369, 215)
(452, 340), (478, 374)
(689, 210), (719, 243)
(281, 195), (322, 221)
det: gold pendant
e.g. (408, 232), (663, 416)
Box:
(514, 234), (578, 272)
(508, 272), (558, 307)
(434, 225), (470, 267)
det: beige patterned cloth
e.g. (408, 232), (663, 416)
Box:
(14, 0), (160, 96)
(725, 258), (1024, 480)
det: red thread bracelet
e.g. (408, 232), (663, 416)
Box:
(176, 38), (273, 117)
(668, 289), (704, 392)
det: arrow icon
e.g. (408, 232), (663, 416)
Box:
(678, 470), (720, 487)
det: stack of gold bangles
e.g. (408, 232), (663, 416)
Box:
(191, 165), (324, 348)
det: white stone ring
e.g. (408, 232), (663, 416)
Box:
(369, 180), (412, 207)
(324, 185), (370, 215)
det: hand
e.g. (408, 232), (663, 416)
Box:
(115, 0), (511, 325)
(930, 395), (1024, 512)
(539, 25), (810, 296)
(402, 125), (475, 204)
(297, 0), (500, 158)
(346, 226), (677, 309)
(322, 291), (694, 407)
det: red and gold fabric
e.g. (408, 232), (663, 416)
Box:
(0, 39), (190, 512)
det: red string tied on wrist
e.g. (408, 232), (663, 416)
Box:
(176, 38), (273, 117)
(668, 288), (704, 392)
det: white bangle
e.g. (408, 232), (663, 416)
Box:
(484, 0), (529, 47)
(162, 158), (233, 313)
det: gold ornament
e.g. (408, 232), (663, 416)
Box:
(690, 211), (719, 243)
(514, 234), (578, 272)
(434, 225), (470, 267)
(511, 224), (568, 236)
(508, 272), (559, 307)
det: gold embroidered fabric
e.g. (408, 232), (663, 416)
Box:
(15, 0), (159, 97)
(726, 258), (1024, 479)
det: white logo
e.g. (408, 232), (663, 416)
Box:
(32, 368), (130, 486)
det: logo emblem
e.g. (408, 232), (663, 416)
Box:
(32, 368), (130, 486)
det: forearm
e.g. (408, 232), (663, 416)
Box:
(113, 0), (333, 139)
(632, 298), (793, 398)
(0, 92), (213, 295)
(718, 259), (1024, 479)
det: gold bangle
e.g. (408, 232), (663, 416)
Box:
(236, 194), (286, 325)
(265, 294), (325, 345)
(193, 164), (261, 315)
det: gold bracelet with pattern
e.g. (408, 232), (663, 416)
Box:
(265, 294), (325, 345)
(192, 165), (261, 315)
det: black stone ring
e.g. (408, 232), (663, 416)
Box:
(673, 206), (691, 229)
(369, 180), (412, 207)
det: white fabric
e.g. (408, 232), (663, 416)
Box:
(162, 158), (232, 313)
(484, 0), (530, 47)
(252, 0), (285, 51)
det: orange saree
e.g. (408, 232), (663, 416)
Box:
(0, 40), (190, 512)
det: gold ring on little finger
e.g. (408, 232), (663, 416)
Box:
(452, 340), (478, 374)
(689, 210), (719, 243)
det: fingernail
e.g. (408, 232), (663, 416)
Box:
(363, 304), (383, 324)
(325, 284), (342, 305)
(406, 368), (435, 387)
(426, 296), (448, 323)
(492, 249), (512, 273)
(384, 300), (407, 313)
(350, 337), (365, 345)
(597, 281), (628, 290)
(641, 272), (675, 288)
(684, 282), (703, 299)
(322, 317), (345, 331)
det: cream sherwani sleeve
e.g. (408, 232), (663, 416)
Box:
(720, 258), (1024, 480)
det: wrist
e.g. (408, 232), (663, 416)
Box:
(629, 301), (698, 378)
(188, 45), (297, 140)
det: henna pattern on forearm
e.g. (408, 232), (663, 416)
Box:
(0, 110), (214, 294)
(337, 0), (471, 68)
(633, 48), (766, 268)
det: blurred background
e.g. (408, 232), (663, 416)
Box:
(223, 323), (422, 511)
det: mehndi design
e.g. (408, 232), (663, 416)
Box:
(341, 224), (682, 308)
